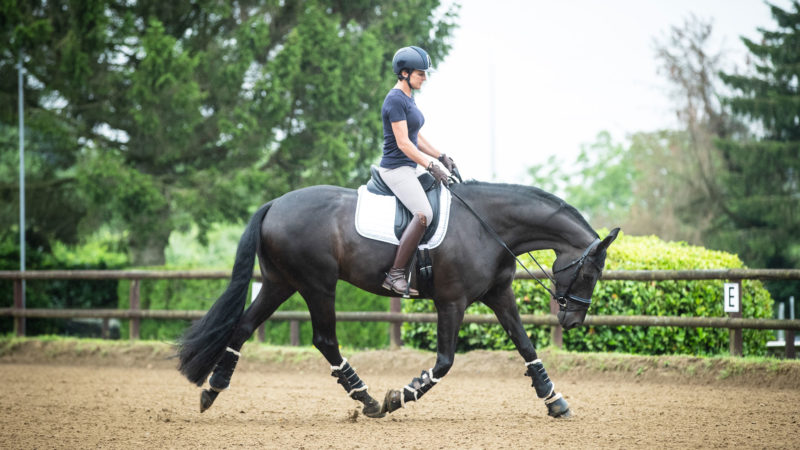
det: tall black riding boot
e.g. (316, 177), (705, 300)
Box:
(382, 213), (427, 297)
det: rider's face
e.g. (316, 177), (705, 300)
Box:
(409, 69), (427, 89)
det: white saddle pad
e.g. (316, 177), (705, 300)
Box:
(354, 185), (451, 249)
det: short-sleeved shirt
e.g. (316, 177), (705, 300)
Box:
(380, 88), (425, 169)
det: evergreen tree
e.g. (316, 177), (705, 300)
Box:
(716, 1), (800, 271)
(1, 0), (457, 265)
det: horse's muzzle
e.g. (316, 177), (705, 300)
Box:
(558, 308), (588, 331)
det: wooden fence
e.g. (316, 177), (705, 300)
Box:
(2, 269), (799, 358)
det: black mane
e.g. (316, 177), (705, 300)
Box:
(455, 180), (597, 237)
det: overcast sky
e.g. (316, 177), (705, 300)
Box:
(414, 0), (791, 183)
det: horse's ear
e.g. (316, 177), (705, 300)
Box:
(595, 227), (620, 254)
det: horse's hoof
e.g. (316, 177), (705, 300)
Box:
(350, 389), (386, 418)
(555, 408), (572, 418)
(360, 394), (386, 418)
(380, 389), (403, 414)
(546, 396), (571, 418)
(362, 398), (386, 419)
(200, 389), (219, 413)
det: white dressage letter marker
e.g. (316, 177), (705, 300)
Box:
(723, 282), (740, 313)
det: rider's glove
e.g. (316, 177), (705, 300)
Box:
(427, 161), (450, 185)
(438, 153), (456, 173)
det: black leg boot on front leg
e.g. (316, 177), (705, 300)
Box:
(381, 369), (440, 414)
(331, 359), (385, 418)
(525, 359), (571, 418)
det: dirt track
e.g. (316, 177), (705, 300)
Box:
(1, 342), (798, 449)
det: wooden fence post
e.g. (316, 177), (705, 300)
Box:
(129, 280), (140, 340)
(257, 323), (265, 343)
(728, 279), (743, 357)
(290, 321), (300, 346)
(13, 278), (25, 337)
(390, 297), (403, 348)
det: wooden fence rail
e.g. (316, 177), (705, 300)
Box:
(2, 269), (799, 358)
(1, 308), (799, 330)
(3, 268), (800, 281)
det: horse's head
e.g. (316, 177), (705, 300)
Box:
(552, 228), (619, 330)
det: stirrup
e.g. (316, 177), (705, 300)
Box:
(382, 269), (418, 297)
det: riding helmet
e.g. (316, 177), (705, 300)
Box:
(392, 46), (435, 75)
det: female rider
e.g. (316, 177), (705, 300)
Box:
(380, 46), (457, 296)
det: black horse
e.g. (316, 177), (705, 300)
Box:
(177, 180), (619, 418)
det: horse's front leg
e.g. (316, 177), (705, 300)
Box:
(381, 299), (466, 414)
(484, 285), (571, 418)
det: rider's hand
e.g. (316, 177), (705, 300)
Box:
(427, 161), (450, 185)
(438, 153), (456, 173)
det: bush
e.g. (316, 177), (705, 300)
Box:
(0, 230), (126, 336)
(118, 273), (391, 348)
(401, 232), (774, 356)
(117, 269), (226, 341)
(255, 282), (390, 349)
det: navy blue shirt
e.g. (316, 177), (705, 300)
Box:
(381, 89), (425, 169)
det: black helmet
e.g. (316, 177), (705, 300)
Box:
(392, 46), (434, 75)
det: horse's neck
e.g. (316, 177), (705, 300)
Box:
(472, 185), (596, 255)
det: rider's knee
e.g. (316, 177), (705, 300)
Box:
(415, 211), (432, 227)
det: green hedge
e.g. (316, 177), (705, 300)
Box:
(118, 273), (390, 348)
(255, 282), (390, 349)
(117, 270), (225, 341)
(0, 232), (124, 336)
(401, 232), (774, 356)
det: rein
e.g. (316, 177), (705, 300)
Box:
(443, 175), (599, 308)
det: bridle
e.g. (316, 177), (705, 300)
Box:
(444, 172), (602, 312)
(551, 238), (602, 310)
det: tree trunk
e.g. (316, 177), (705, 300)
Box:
(129, 228), (170, 266)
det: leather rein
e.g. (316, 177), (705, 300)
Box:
(443, 170), (600, 309)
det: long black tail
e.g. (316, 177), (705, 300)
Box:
(177, 202), (272, 386)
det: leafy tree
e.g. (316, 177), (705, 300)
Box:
(528, 131), (635, 230)
(0, 0), (99, 250)
(1, 0), (457, 265)
(527, 16), (746, 245)
(562, 131), (635, 229)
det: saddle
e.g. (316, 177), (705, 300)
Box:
(366, 166), (442, 244)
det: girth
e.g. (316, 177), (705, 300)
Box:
(366, 166), (441, 244)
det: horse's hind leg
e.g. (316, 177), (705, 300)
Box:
(484, 285), (571, 418)
(200, 280), (295, 412)
(300, 287), (385, 419)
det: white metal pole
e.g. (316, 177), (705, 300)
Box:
(18, 52), (26, 313)
(791, 296), (796, 346)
